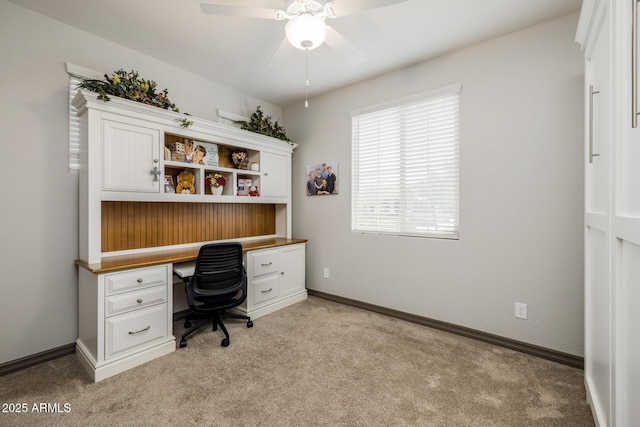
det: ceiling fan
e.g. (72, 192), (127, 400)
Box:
(200, 0), (408, 66)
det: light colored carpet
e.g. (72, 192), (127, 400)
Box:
(1, 296), (594, 426)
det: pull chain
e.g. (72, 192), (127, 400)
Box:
(305, 46), (309, 108)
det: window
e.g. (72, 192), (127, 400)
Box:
(351, 84), (460, 239)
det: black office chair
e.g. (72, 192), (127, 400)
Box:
(179, 243), (253, 348)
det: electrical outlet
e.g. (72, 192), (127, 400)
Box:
(323, 268), (329, 279)
(515, 302), (527, 319)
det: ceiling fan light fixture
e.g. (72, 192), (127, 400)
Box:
(285, 13), (326, 50)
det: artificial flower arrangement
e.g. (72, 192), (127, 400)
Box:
(205, 173), (228, 188)
(77, 69), (193, 128)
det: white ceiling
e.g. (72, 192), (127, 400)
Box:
(9, 0), (582, 107)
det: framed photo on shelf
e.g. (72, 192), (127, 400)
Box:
(164, 175), (175, 194)
(306, 162), (338, 196)
(185, 140), (219, 167)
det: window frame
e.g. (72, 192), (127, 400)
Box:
(350, 84), (461, 240)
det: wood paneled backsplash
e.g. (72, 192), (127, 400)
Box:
(101, 201), (276, 252)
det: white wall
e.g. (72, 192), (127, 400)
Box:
(285, 13), (585, 356)
(0, 0), (282, 364)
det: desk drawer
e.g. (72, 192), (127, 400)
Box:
(250, 250), (278, 277)
(105, 303), (168, 360)
(253, 274), (279, 305)
(105, 285), (167, 317)
(105, 265), (168, 295)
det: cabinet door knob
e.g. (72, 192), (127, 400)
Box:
(137, 298), (143, 304)
(137, 278), (143, 283)
(264, 172), (269, 176)
(281, 271), (284, 275)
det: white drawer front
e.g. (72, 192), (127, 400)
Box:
(105, 285), (167, 317)
(253, 274), (279, 305)
(250, 250), (278, 277)
(105, 303), (168, 360)
(105, 265), (168, 295)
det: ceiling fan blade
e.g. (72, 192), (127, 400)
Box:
(324, 26), (366, 65)
(267, 37), (294, 67)
(329, 0), (408, 17)
(200, 2), (282, 19)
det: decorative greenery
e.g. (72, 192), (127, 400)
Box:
(176, 117), (194, 128)
(205, 173), (228, 188)
(78, 69), (192, 128)
(236, 106), (292, 143)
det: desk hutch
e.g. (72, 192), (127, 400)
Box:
(73, 91), (307, 382)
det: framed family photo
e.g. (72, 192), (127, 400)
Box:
(306, 162), (338, 196)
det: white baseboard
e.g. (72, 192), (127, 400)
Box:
(237, 291), (307, 320)
(585, 376), (605, 427)
(76, 338), (175, 382)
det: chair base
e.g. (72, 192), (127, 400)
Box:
(179, 310), (253, 348)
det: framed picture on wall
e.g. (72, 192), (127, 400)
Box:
(306, 162), (338, 196)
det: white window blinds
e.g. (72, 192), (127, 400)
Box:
(68, 73), (82, 172)
(66, 63), (102, 172)
(351, 84), (461, 239)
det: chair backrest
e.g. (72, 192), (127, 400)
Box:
(192, 243), (245, 298)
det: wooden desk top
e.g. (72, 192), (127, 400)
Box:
(76, 238), (308, 274)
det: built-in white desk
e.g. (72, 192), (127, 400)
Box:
(75, 238), (307, 382)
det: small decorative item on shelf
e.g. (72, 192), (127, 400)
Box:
(231, 150), (249, 169)
(237, 178), (252, 196)
(176, 170), (195, 194)
(248, 186), (260, 197)
(77, 69), (193, 128)
(205, 173), (228, 196)
(163, 175), (175, 194)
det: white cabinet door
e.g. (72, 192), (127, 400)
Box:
(102, 120), (161, 192)
(279, 244), (304, 299)
(260, 151), (288, 198)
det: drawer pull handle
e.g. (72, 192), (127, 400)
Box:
(261, 262), (272, 267)
(136, 298), (143, 304)
(137, 278), (143, 283)
(261, 288), (273, 293)
(128, 325), (150, 335)
(281, 271), (284, 275)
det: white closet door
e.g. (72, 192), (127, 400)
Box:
(584, 10), (612, 425)
(617, 0), (640, 423)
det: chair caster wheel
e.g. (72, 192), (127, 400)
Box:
(247, 320), (253, 328)
(179, 340), (187, 348)
(221, 338), (230, 347)
(184, 321), (191, 328)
